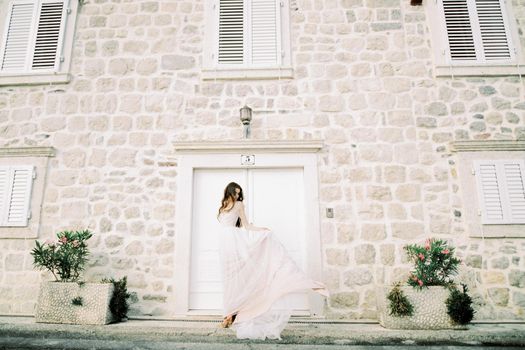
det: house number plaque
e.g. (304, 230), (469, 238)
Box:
(241, 155), (255, 165)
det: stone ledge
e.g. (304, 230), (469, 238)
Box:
(0, 73), (71, 86)
(451, 141), (525, 152)
(0, 147), (56, 157)
(173, 140), (324, 153)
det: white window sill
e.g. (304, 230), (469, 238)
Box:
(0, 226), (37, 239)
(434, 64), (525, 77)
(202, 67), (293, 80)
(0, 72), (71, 86)
(469, 224), (525, 238)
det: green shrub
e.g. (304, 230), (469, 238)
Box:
(102, 276), (131, 322)
(387, 282), (414, 317)
(405, 238), (461, 290)
(71, 296), (83, 306)
(31, 230), (93, 282)
(446, 284), (475, 325)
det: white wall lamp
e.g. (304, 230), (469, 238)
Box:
(239, 105), (252, 139)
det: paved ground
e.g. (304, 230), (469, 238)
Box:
(0, 316), (523, 349)
(0, 338), (524, 350)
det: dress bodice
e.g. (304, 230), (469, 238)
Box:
(218, 201), (241, 227)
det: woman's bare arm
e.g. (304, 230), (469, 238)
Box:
(237, 202), (269, 231)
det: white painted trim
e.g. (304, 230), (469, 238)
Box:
(173, 150), (324, 317)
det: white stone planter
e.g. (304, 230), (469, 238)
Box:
(376, 285), (466, 330)
(35, 282), (114, 325)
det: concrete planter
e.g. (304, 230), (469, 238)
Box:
(376, 285), (466, 330)
(35, 282), (114, 325)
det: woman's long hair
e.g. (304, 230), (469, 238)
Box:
(218, 182), (243, 227)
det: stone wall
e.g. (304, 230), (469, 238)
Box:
(0, 0), (524, 319)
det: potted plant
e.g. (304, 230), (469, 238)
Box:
(376, 238), (475, 329)
(31, 229), (115, 325)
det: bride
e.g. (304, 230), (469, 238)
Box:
(217, 182), (329, 340)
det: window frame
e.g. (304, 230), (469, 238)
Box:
(474, 160), (525, 225)
(0, 147), (54, 239)
(202, 0), (293, 80)
(0, 0), (78, 86)
(453, 141), (525, 238)
(425, 0), (525, 77)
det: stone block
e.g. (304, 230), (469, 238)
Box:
(161, 55), (195, 70)
(465, 255), (482, 269)
(509, 270), (525, 288)
(344, 268), (373, 286)
(330, 292), (359, 308)
(326, 248), (349, 266)
(424, 102), (447, 116)
(35, 282), (114, 325)
(361, 224), (386, 241)
(319, 95), (344, 112)
(355, 244), (376, 264)
(380, 244), (395, 265)
(490, 257), (510, 269)
(488, 288), (509, 306)
(391, 222), (424, 239)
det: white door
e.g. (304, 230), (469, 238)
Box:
(189, 168), (308, 314)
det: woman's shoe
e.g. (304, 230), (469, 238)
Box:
(220, 315), (233, 328)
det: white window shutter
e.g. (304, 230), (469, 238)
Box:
(32, 0), (66, 70)
(442, 0), (513, 63)
(475, 0), (511, 60)
(4, 166), (34, 227)
(0, 167), (9, 225)
(502, 162), (525, 223)
(218, 0), (244, 64)
(475, 162), (504, 223)
(442, 0), (477, 61)
(250, 0), (280, 65)
(475, 160), (525, 224)
(0, 1), (37, 72)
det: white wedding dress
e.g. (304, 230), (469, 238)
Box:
(218, 201), (329, 340)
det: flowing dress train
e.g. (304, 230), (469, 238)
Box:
(218, 201), (329, 340)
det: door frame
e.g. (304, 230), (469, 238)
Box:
(173, 140), (325, 317)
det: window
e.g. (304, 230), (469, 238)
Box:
(0, 165), (35, 227)
(0, 0), (79, 85)
(425, 0), (524, 76)
(0, 147), (53, 238)
(453, 140), (525, 238)
(202, 0), (292, 80)
(474, 160), (525, 224)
